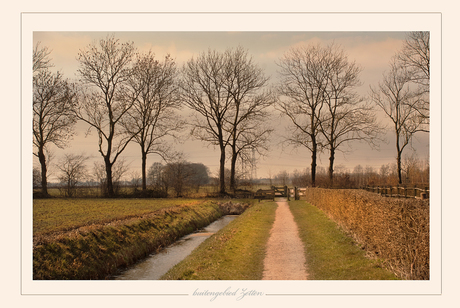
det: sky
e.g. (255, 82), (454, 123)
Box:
(33, 31), (430, 181)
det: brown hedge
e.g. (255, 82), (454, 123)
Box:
(303, 188), (429, 280)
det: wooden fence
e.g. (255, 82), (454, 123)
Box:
(289, 187), (307, 200)
(364, 185), (429, 199)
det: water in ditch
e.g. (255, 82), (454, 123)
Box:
(114, 215), (238, 280)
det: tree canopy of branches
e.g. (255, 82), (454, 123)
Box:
(56, 153), (89, 197)
(33, 44), (77, 196)
(75, 35), (139, 197)
(124, 51), (183, 191)
(33, 42), (53, 73)
(222, 47), (274, 192)
(396, 31), (430, 130)
(319, 45), (381, 186)
(369, 59), (426, 184)
(276, 43), (331, 187)
(277, 43), (381, 187)
(180, 49), (234, 195)
(147, 160), (209, 197)
(181, 47), (274, 194)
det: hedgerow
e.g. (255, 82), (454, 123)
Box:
(303, 188), (429, 280)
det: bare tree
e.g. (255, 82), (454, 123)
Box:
(369, 59), (425, 184)
(397, 31), (430, 130)
(223, 47), (275, 192)
(33, 42), (53, 73)
(33, 67), (77, 196)
(397, 32), (430, 90)
(162, 159), (195, 198)
(124, 51), (183, 191)
(276, 43), (331, 187)
(319, 44), (382, 186)
(75, 35), (138, 197)
(188, 163), (210, 193)
(274, 170), (290, 186)
(180, 49), (234, 195)
(56, 153), (89, 197)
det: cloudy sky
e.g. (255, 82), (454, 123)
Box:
(32, 29), (430, 181)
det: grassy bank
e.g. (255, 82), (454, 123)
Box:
(303, 188), (429, 280)
(33, 200), (226, 279)
(33, 198), (204, 237)
(161, 200), (277, 280)
(289, 200), (399, 280)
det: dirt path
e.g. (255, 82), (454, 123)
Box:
(262, 199), (308, 280)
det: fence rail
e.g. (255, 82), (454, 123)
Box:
(364, 185), (429, 199)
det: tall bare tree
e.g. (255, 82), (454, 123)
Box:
(124, 51), (183, 191)
(180, 49), (234, 195)
(33, 65), (77, 196)
(319, 44), (381, 186)
(369, 59), (425, 184)
(222, 47), (274, 192)
(397, 31), (430, 130)
(276, 43), (332, 187)
(75, 35), (138, 197)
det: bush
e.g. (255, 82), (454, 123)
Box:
(304, 188), (429, 280)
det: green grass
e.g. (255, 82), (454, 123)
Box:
(33, 198), (204, 236)
(33, 200), (225, 279)
(161, 200), (277, 280)
(289, 200), (399, 280)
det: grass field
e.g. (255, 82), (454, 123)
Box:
(161, 200), (277, 280)
(289, 200), (399, 280)
(33, 198), (204, 236)
(33, 199), (227, 279)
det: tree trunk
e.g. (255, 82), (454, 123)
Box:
(396, 136), (403, 184)
(328, 146), (335, 187)
(38, 146), (48, 196)
(311, 137), (317, 187)
(230, 146), (238, 193)
(397, 150), (403, 185)
(105, 158), (114, 197)
(141, 151), (147, 191)
(219, 145), (226, 195)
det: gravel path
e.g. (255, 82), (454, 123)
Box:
(262, 200), (308, 280)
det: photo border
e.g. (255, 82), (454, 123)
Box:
(20, 11), (442, 301)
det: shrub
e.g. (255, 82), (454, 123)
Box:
(304, 188), (429, 280)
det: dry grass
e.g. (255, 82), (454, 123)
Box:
(304, 188), (429, 280)
(33, 198), (202, 237)
(33, 200), (225, 279)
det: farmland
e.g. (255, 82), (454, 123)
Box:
(33, 198), (204, 236)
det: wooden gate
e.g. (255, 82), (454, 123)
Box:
(272, 186), (288, 198)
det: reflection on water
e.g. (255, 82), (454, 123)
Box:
(114, 215), (237, 280)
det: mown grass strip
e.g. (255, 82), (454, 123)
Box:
(161, 200), (277, 280)
(289, 201), (399, 280)
(33, 201), (224, 280)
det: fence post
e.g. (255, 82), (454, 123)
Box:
(284, 185), (289, 201)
